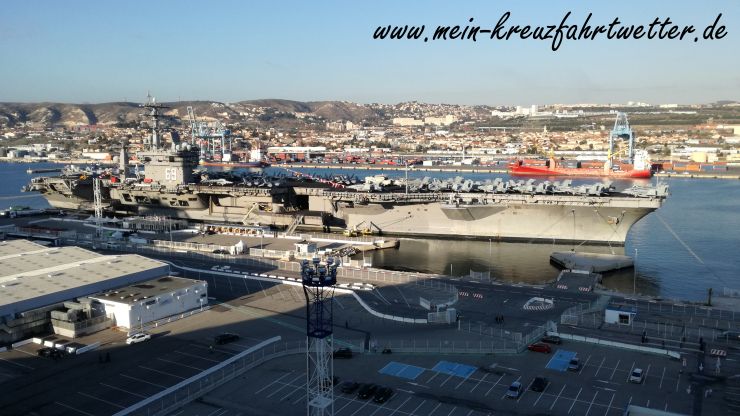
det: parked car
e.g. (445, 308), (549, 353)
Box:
(333, 347), (353, 359)
(541, 335), (562, 345)
(527, 342), (552, 353)
(126, 332), (151, 344)
(373, 387), (393, 403)
(340, 381), (360, 394)
(214, 333), (240, 345)
(505, 381), (523, 399)
(37, 347), (53, 357)
(49, 348), (66, 358)
(530, 376), (548, 392)
(629, 368), (644, 383)
(567, 358), (581, 371)
(357, 384), (378, 400)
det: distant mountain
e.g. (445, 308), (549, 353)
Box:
(0, 99), (382, 128)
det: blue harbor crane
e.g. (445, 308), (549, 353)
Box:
(185, 106), (232, 162)
(608, 112), (636, 165)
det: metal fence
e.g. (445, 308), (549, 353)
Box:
(560, 295), (610, 327)
(468, 269), (491, 282)
(455, 321), (548, 352)
(371, 338), (519, 355)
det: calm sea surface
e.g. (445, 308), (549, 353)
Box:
(4, 162), (739, 301)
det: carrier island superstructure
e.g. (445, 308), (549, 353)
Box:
(25, 99), (668, 246)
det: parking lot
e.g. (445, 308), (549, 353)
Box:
(181, 338), (695, 416)
(0, 301), (306, 416)
(2, 250), (732, 415)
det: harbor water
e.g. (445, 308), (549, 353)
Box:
(4, 162), (739, 301)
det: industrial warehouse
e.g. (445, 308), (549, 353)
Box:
(0, 239), (205, 343)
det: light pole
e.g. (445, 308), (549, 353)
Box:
(488, 239), (492, 274)
(633, 248), (638, 295)
(404, 162), (409, 196)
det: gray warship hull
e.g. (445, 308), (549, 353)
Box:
(312, 191), (659, 245)
(31, 183), (660, 245)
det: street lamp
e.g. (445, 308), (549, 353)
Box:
(633, 248), (638, 295)
(404, 161), (409, 196)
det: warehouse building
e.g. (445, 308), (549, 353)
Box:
(0, 239), (170, 343)
(89, 276), (207, 331)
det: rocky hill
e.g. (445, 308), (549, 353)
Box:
(0, 99), (382, 128)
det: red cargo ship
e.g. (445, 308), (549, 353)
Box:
(510, 157), (652, 179)
(510, 113), (653, 179)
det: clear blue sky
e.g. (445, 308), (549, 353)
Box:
(0, 0), (737, 105)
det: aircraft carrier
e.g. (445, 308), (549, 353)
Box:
(24, 98), (668, 245)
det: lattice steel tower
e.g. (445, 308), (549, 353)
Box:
(301, 257), (339, 416)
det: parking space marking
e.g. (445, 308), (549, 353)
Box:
(439, 373), (455, 387)
(408, 399), (428, 416)
(387, 396), (412, 416)
(532, 382), (549, 407)
(392, 285), (412, 309)
(425, 372), (440, 384)
(348, 396), (373, 416)
(579, 355), (591, 375)
(138, 365), (186, 380)
(626, 362), (635, 383)
(550, 385), (567, 410)
(157, 357), (207, 371)
(174, 349), (223, 363)
(594, 357), (606, 377)
(454, 372), (473, 389)
(77, 391), (125, 409)
(609, 360), (620, 380)
(518, 377), (532, 402)
(55, 401), (95, 416)
(485, 374), (504, 396)
(568, 387), (582, 414)
(659, 367), (666, 389)
(584, 391), (598, 416)
(445, 406), (456, 416)
(266, 374), (306, 399)
(100, 382), (147, 399)
(604, 393), (615, 416)
(427, 403), (442, 415)
(291, 384), (308, 404)
(120, 373), (167, 389)
(469, 373), (487, 393)
(254, 371), (294, 395)
(644, 364), (652, 386)
(334, 396), (356, 415)
(284, 380), (308, 403)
